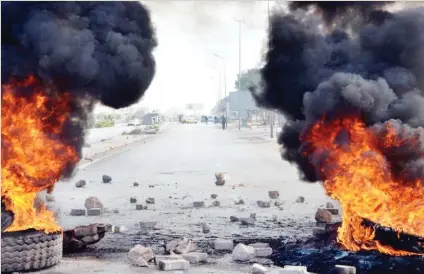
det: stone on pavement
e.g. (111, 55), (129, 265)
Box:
(274, 200), (284, 207)
(249, 242), (270, 248)
(135, 204), (145, 210)
(87, 208), (102, 216)
(281, 265), (308, 274)
(315, 208), (333, 223)
(211, 194), (218, 199)
(133, 182), (139, 187)
(202, 223), (211, 233)
(326, 202), (334, 208)
(240, 217), (256, 226)
(234, 199), (245, 205)
(128, 245), (149, 267)
(296, 196), (305, 203)
(146, 197), (155, 204)
(257, 200), (271, 208)
(84, 196), (104, 210)
(70, 209), (86, 216)
(102, 175), (112, 183)
(181, 252), (208, 264)
(75, 180), (86, 188)
(212, 200), (221, 207)
(193, 201), (205, 208)
(154, 255), (183, 265)
(215, 172), (225, 180)
(74, 225), (97, 237)
(230, 216), (239, 222)
(331, 265), (356, 274)
(232, 243), (255, 262)
(252, 263), (268, 274)
(81, 234), (100, 243)
(215, 179), (225, 186)
(130, 197), (137, 203)
(158, 258), (190, 271)
(139, 221), (157, 230)
(268, 191), (280, 199)
(214, 239), (234, 251)
(168, 237), (197, 254)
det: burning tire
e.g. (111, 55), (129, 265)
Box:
(1, 230), (62, 273)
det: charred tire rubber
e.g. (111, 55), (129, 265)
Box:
(1, 230), (62, 273)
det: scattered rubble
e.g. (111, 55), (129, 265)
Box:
(181, 252), (208, 264)
(139, 221), (157, 230)
(274, 200), (284, 207)
(146, 197), (155, 204)
(232, 243), (255, 262)
(212, 200), (221, 207)
(133, 182), (139, 187)
(193, 201), (205, 208)
(135, 204), (145, 210)
(240, 217), (256, 226)
(296, 196), (305, 203)
(280, 265), (310, 274)
(130, 197), (137, 203)
(63, 224), (107, 252)
(128, 245), (151, 267)
(75, 180), (86, 188)
(268, 190), (280, 199)
(252, 244), (273, 257)
(230, 216), (239, 222)
(84, 196), (104, 210)
(70, 209), (86, 216)
(166, 238), (197, 255)
(202, 223), (211, 234)
(315, 208), (333, 223)
(87, 208), (102, 216)
(211, 194), (218, 199)
(154, 255), (183, 265)
(252, 263), (268, 274)
(331, 265), (356, 274)
(214, 239), (234, 251)
(102, 175), (112, 183)
(158, 259), (190, 271)
(250, 213), (257, 220)
(257, 200), (271, 208)
(234, 199), (245, 205)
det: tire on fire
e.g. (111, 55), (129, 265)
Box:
(1, 230), (62, 273)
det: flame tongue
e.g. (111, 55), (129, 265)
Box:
(1, 75), (79, 233)
(303, 116), (424, 255)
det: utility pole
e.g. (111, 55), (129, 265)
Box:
(235, 18), (242, 130)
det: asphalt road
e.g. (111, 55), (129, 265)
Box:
(52, 122), (334, 246)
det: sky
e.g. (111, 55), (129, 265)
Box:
(95, 0), (282, 114)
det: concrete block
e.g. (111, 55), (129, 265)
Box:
(74, 225), (97, 237)
(252, 263), (268, 274)
(158, 259), (190, 271)
(254, 247), (273, 257)
(331, 265), (356, 274)
(139, 221), (157, 230)
(232, 243), (255, 262)
(249, 242), (270, 248)
(214, 239), (234, 251)
(87, 208), (102, 216)
(193, 201), (205, 208)
(182, 252), (208, 264)
(70, 209), (86, 216)
(154, 255), (183, 265)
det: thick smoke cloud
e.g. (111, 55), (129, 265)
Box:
(1, 1), (157, 177)
(254, 2), (424, 183)
(2, 1), (157, 109)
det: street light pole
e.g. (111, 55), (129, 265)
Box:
(235, 18), (242, 130)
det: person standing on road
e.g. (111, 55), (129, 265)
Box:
(205, 117), (208, 126)
(221, 115), (227, 130)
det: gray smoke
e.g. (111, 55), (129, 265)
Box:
(254, 3), (424, 183)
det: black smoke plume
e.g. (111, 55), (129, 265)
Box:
(1, 1), (157, 177)
(254, 2), (424, 183)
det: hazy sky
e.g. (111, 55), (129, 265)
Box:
(95, 0), (280, 114)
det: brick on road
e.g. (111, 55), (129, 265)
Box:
(181, 252), (208, 264)
(154, 255), (183, 265)
(87, 208), (102, 216)
(214, 239), (234, 251)
(158, 258), (190, 271)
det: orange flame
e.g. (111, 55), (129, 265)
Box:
(1, 75), (79, 233)
(303, 116), (424, 256)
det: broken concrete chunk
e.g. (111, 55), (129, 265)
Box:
(212, 200), (221, 207)
(202, 223), (211, 234)
(296, 196), (305, 203)
(133, 182), (139, 187)
(268, 190), (280, 199)
(70, 209), (86, 216)
(257, 200), (271, 208)
(215, 179), (225, 186)
(230, 216), (239, 222)
(249, 242), (270, 248)
(154, 255), (183, 265)
(234, 199), (245, 205)
(326, 202), (334, 208)
(250, 213), (257, 220)
(174, 238), (197, 254)
(215, 172), (225, 180)
(74, 225), (97, 237)
(87, 208), (102, 216)
(232, 243), (255, 262)
(130, 197), (137, 203)
(146, 197), (155, 204)
(193, 201), (205, 208)
(75, 180), (86, 188)
(135, 204), (144, 210)
(274, 200), (284, 207)
(252, 263), (268, 274)
(105, 224), (113, 232)
(323, 207), (339, 215)
(211, 194), (218, 199)
(181, 252), (208, 264)
(139, 221), (157, 230)
(315, 208), (333, 223)
(102, 175), (112, 183)
(158, 259), (190, 271)
(254, 247), (273, 257)
(240, 217), (256, 226)
(84, 196), (103, 210)
(214, 239), (234, 251)
(331, 265), (356, 274)
(128, 245), (150, 267)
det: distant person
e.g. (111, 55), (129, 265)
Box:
(221, 115), (227, 130)
(205, 117), (208, 126)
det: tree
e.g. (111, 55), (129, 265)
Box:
(234, 68), (260, 91)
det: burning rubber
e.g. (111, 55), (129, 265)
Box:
(1, 230), (63, 273)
